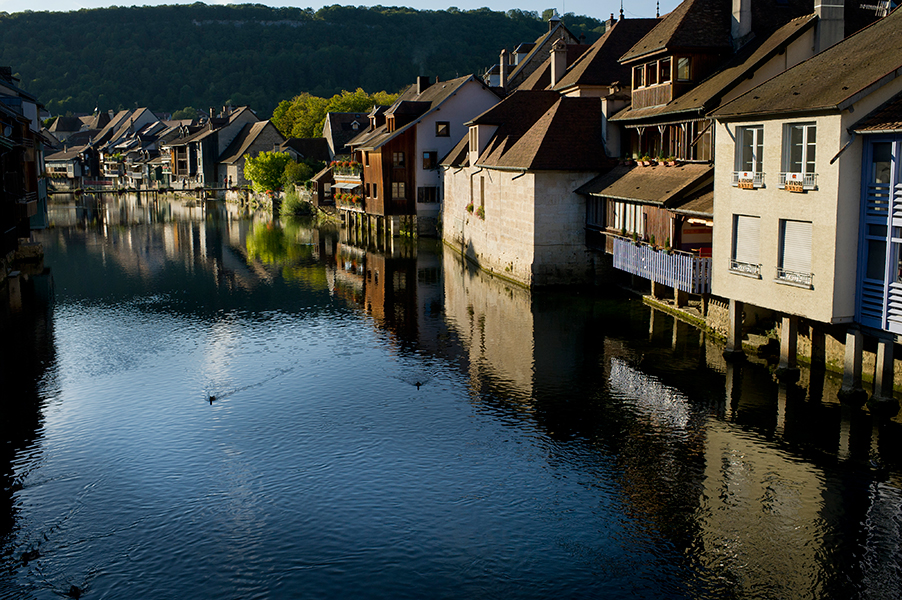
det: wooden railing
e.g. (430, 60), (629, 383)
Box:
(631, 83), (673, 110)
(612, 236), (711, 294)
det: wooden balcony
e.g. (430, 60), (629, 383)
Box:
(611, 236), (711, 294)
(631, 83), (673, 110)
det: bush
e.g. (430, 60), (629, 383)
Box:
(282, 185), (315, 216)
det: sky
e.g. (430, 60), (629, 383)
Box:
(0, 0), (681, 21)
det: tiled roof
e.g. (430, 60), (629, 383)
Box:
(613, 14), (817, 123)
(554, 18), (660, 91)
(854, 92), (902, 134)
(439, 134), (470, 168)
(713, 7), (902, 119)
(577, 162), (713, 207)
(469, 90), (612, 171)
(48, 116), (83, 133)
(669, 189), (713, 217)
(507, 20), (578, 83)
(280, 137), (330, 162)
(621, 0), (812, 63)
(518, 44), (592, 91)
(219, 120), (282, 164)
(350, 75), (497, 151)
(46, 145), (89, 161)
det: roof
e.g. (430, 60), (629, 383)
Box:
(467, 90), (613, 171)
(669, 189), (713, 217)
(280, 137), (330, 162)
(80, 112), (111, 130)
(507, 20), (580, 84)
(219, 120), (283, 164)
(518, 44), (592, 91)
(440, 134), (471, 168)
(350, 75), (497, 151)
(554, 18), (661, 91)
(713, 7), (902, 119)
(325, 112), (368, 153)
(46, 145), (89, 161)
(163, 123), (216, 147)
(576, 163), (714, 207)
(620, 0), (812, 64)
(854, 92), (902, 134)
(48, 116), (83, 133)
(613, 13), (817, 123)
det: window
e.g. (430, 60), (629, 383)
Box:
(733, 125), (764, 188)
(731, 214), (760, 276)
(469, 128), (477, 154)
(392, 151), (405, 167)
(634, 65), (645, 87)
(435, 122), (450, 137)
(777, 219), (813, 287)
(392, 181), (405, 199)
(646, 62), (658, 86)
(366, 183), (371, 197)
(660, 58), (672, 83)
(676, 57), (691, 81)
(417, 186), (439, 203)
(373, 183), (378, 198)
(781, 123), (817, 190)
(422, 151), (437, 170)
(364, 152), (370, 166)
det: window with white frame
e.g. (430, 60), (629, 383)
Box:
(731, 214), (760, 276)
(733, 125), (764, 188)
(781, 122), (817, 190)
(777, 219), (813, 287)
(608, 200), (645, 237)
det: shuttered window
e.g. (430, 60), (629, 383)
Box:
(780, 219), (812, 273)
(732, 215), (760, 264)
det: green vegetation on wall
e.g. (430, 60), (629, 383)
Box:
(0, 4), (606, 117)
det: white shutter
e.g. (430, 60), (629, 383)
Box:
(733, 215), (760, 264)
(781, 220), (812, 273)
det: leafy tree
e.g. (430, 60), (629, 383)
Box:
(272, 88), (398, 138)
(281, 160), (314, 187)
(171, 106), (198, 120)
(244, 151), (292, 192)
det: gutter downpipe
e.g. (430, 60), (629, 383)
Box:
(830, 129), (856, 165)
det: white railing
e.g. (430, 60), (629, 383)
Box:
(779, 172), (817, 190)
(729, 259), (761, 277)
(612, 236), (712, 294)
(732, 171), (765, 188)
(775, 267), (813, 288)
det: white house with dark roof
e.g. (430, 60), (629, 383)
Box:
(710, 6), (902, 404)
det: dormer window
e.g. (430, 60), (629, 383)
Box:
(677, 57), (691, 81)
(660, 58), (672, 83)
(634, 65), (645, 88)
(646, 62), (658, 86)
(351, 121), (359, 130)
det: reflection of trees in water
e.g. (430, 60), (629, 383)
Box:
(244, 218), (334, 290)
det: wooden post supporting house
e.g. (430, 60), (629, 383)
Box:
(868, 336), (898, 417)
(810, 326), (826, 371)
(776, 314), (800, 381)
(838, 329), (867, 406)
(723, 299), (745, 360)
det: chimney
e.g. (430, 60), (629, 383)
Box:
(499, 49), (509, 90)
(551, 38), (567, 87)
(731, 0), (752, 49)
(815, 0), (845, 53)
(417, 76), (431, 95)
(548, 9), (560, 32)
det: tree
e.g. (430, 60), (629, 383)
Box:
(281, 160), (315, 187)
(243, 151), (292, 192)
(271, 88), (399, 138)
(171, 106), (198, 120)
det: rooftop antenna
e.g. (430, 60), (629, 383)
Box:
(657, 1), (660, 17)
(620, 1), (624, 20)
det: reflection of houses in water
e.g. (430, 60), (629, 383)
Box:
(330, 238), (445, 350)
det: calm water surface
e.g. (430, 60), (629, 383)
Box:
(1, 194), (902, 599)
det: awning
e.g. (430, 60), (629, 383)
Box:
(577, 163), (713, 208)
(332, 182), (361, 190)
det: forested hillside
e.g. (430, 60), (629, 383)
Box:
(0, 3), (606, 117)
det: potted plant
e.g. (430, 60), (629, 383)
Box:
(466, 202), (474, 214)
(476, 205), (485, 220)
(640, 155), (651, 167)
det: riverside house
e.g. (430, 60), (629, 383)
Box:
(710, 6), (902, 402)
(582, 0), (874, 301)
(346, 74), (500, 236)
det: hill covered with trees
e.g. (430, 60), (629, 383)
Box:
(0, 3), (607, 118)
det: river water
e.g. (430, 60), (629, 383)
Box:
(1, 194), (901, 599)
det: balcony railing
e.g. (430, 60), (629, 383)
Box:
(775, 267), (813, 288)
(732, 171), (765, 189)
(779, 172), (817, 191)
(729, 259), (761, 277)
(611, 236), (712, 294)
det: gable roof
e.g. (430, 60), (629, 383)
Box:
(467, 90), (612, 171)
(280, 137), (330, 162)
(48, 116), (83, 133)
(620, 0), (812, 64)
(554, 18), (661, 91)
(613, 13), (817, 123)
(350, 75), (498, 151)
(713, 7), (902, 119)
(506, 19), (581, 84)
(324, 112), (367, 153)
(219, 120), (283, 164)
(518, 44), (592, 91)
